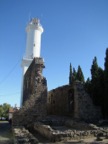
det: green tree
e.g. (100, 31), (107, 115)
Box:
(90, 57), (104, 107)
(3, 103), (11, 119)
(104, 48), (108, 118)
(91, 57), (98, 81)
(0, 105), (3, 119)
(96, 67), (104, 106)
(85, 77), (92, 95)
(76, 65), (85, 83)
(96, 67), (104, 116)
(1, 103), (11, 119)
(73, 67), (77, 80)
(69, 63), (73, 85)
(90, 57), (99, 105)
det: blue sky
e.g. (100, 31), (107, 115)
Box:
(0, 0), (108, 107)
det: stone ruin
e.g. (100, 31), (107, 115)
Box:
(12, 57), (108, 143)
(13, 127), (38, 144)
(13, 57), (47, 126)
(33, 118), (108, 142)
(48, 81), (101, 122)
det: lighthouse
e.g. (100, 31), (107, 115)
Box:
(21, 18), (44, 106)
(22, 18), (44, 74)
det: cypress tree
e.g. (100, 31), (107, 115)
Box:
(91, 57), (98, 81)
(76, 65), (85, 83)
(97, 67), (104, 106)
(90, 56), (105, 117)
(91, 57), (99, 105)
(104, 48), (108, 118)
(97, 67), (104, 116)
(73, 67), (77, 80)
(85, 77), (92, 95)
(69, 63), (73, 85)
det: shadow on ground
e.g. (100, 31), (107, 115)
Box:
(0, 121), (13, 144)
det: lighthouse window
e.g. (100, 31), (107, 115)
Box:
(34, 44), (35, 47)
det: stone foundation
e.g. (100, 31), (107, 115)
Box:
(33, 120), (108, 142)
(13, 127), (38, 144)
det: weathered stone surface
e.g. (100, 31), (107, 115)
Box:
(65, 120), (97, 130)
(12, 58), (103, 143)
(48, 81), (102, 121)
(47, 85), (73, 116)
(13, 58), (47, 126)
(33, 119), (108, 142)
(74, 81), (102, 121)
(23, 57), (47, 105)
(13, 127), (38, 144)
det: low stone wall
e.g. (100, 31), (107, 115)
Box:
(13, 127), (38, 144)
(34, 122), (72, 142)
(34, 121), (108, 142)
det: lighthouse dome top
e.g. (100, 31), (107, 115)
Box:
(30, 18), (40, 25)
(26, 18), (43, 33)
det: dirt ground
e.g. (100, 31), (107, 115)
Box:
(0, 121), (108, 144)
(0, 121), (13, 144)
(30, 128), (108, 144)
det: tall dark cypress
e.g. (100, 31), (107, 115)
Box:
(76, 65), (85, 83)
(91, 57), (98, 81)
(73, 67), (77, 80)
(69, 63), (73, 85)
(104, 48), (108, 118)
(91, 57), (99, 105)
(97, 67), (104, 106)
(85, 77), (92, 95)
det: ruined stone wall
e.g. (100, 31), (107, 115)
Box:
(47, 81), (102, 121)
(13, 127), (38, 143)
(34, 121), (108, 142)
(13, 58), (47, 126)
(47, 85), (74, 116)
(74, 81), (102, 121)
(23, 58), (47, 104)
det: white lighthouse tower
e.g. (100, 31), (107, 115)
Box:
(21, 18), (44, 106)
(22, 18), (44, 74)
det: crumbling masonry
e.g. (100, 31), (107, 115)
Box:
(13, 58), (47, 126)
(13, 57), (101, 126)
(12, 57), (104, 143)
